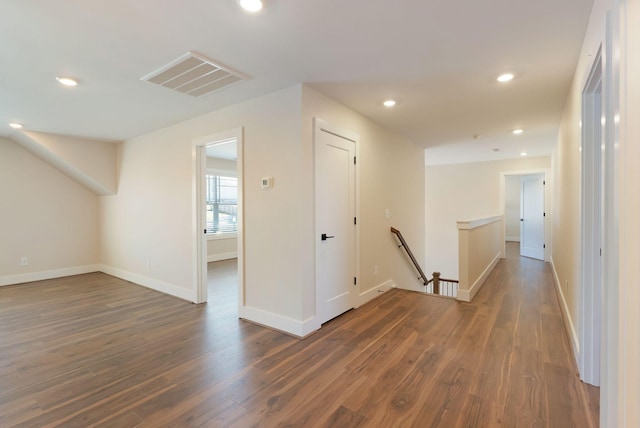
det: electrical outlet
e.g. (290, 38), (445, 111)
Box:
(374, 265), (379, 276)
(20, 257), (28, 266)
(145, 260), (151, 269)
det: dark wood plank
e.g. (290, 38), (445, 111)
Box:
(545, 362), (597, 428)
(0, 249), (598, 427)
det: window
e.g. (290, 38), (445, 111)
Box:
(205, 175), (237, 234)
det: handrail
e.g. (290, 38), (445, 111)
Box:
(391, 227), (459, 297)
(390, 227), (429, 285)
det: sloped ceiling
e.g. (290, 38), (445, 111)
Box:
(0, 0), (594, 161)
(10, 131), (117, 195)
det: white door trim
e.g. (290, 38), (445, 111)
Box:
(313, 117), (360, 326)
(192, 128), (244, 309)
(580, 44), (603, 388)
(599, 3), (628, 424)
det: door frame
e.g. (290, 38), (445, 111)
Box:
(313, 117), (360, 326)
(192, 128), (244, 307)
(499, 168), (551, 262)
(580, 45), (603, 387)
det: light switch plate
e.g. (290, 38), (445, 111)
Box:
(261, 176), (273, 189)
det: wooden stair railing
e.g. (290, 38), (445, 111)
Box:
(390, 227), (429, 285)
(430, 272), (459, 297)
(391, 227), (459, 297)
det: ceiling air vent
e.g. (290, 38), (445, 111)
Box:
(141, 51), (248, 97)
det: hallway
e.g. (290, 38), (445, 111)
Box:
(0, 245), (598, 426)
(202, 246), (599, 427)
(205, 244), (600, 426)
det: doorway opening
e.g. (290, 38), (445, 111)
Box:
(500, 169), (550, 262)
(193, 128), (243, 310)
(520, 173), (545, 260)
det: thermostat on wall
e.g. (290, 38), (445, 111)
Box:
(261, 176), (273, 189)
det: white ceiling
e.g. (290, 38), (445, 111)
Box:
(0, 0), (594, 162)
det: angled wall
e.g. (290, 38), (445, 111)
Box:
(0, 137), (99, 285)
(10, 131), (117, 195)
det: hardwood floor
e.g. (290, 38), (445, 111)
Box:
(0, 246), (598, 427)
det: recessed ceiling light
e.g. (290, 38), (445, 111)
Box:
(513, 129), (524, 135)
(9, 122), (23, 129)
(497, 73), (514, 83)
(383, 100), (396, 107)
(520, 152), (528, 157)
(56, 76), (78, 87)
(239, 0), (263, 12)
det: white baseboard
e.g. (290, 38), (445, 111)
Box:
(457, 253), (501, 303)
(0, 264), (101, 287)
(98, 265), (195, 302)
(359, 279), (395, 306)
(550, 257), (580, 365)
(506, 236), (521, 242)
(240, 279), (398, 338)
(207, 252), (237, 262)
(239, 305), (319, 338)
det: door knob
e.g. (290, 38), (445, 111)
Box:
(321, 233), (335, 241)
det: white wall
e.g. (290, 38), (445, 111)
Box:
(0, 137), (99, 285)
(424, 156), (550, 278)
(504, 175), (521, 241)
(551, 0), (610, 386)
(100, 84), (426, 336)
(551, 1), (622, 370)
(100, 86), (304, 312)
(207, 236), (237, 262)
(206, 157), (236, 172)
(553, 0), (640, 425)
(302, 86), (427, 316)
(619, 1), (640, 424)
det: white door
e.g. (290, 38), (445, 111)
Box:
(315, 120), (356, 325)
(520, 174), (545, 260)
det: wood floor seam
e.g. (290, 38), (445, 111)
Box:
(0, 246), (599, 427)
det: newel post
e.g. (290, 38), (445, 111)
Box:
(432, 272), (440, 295)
